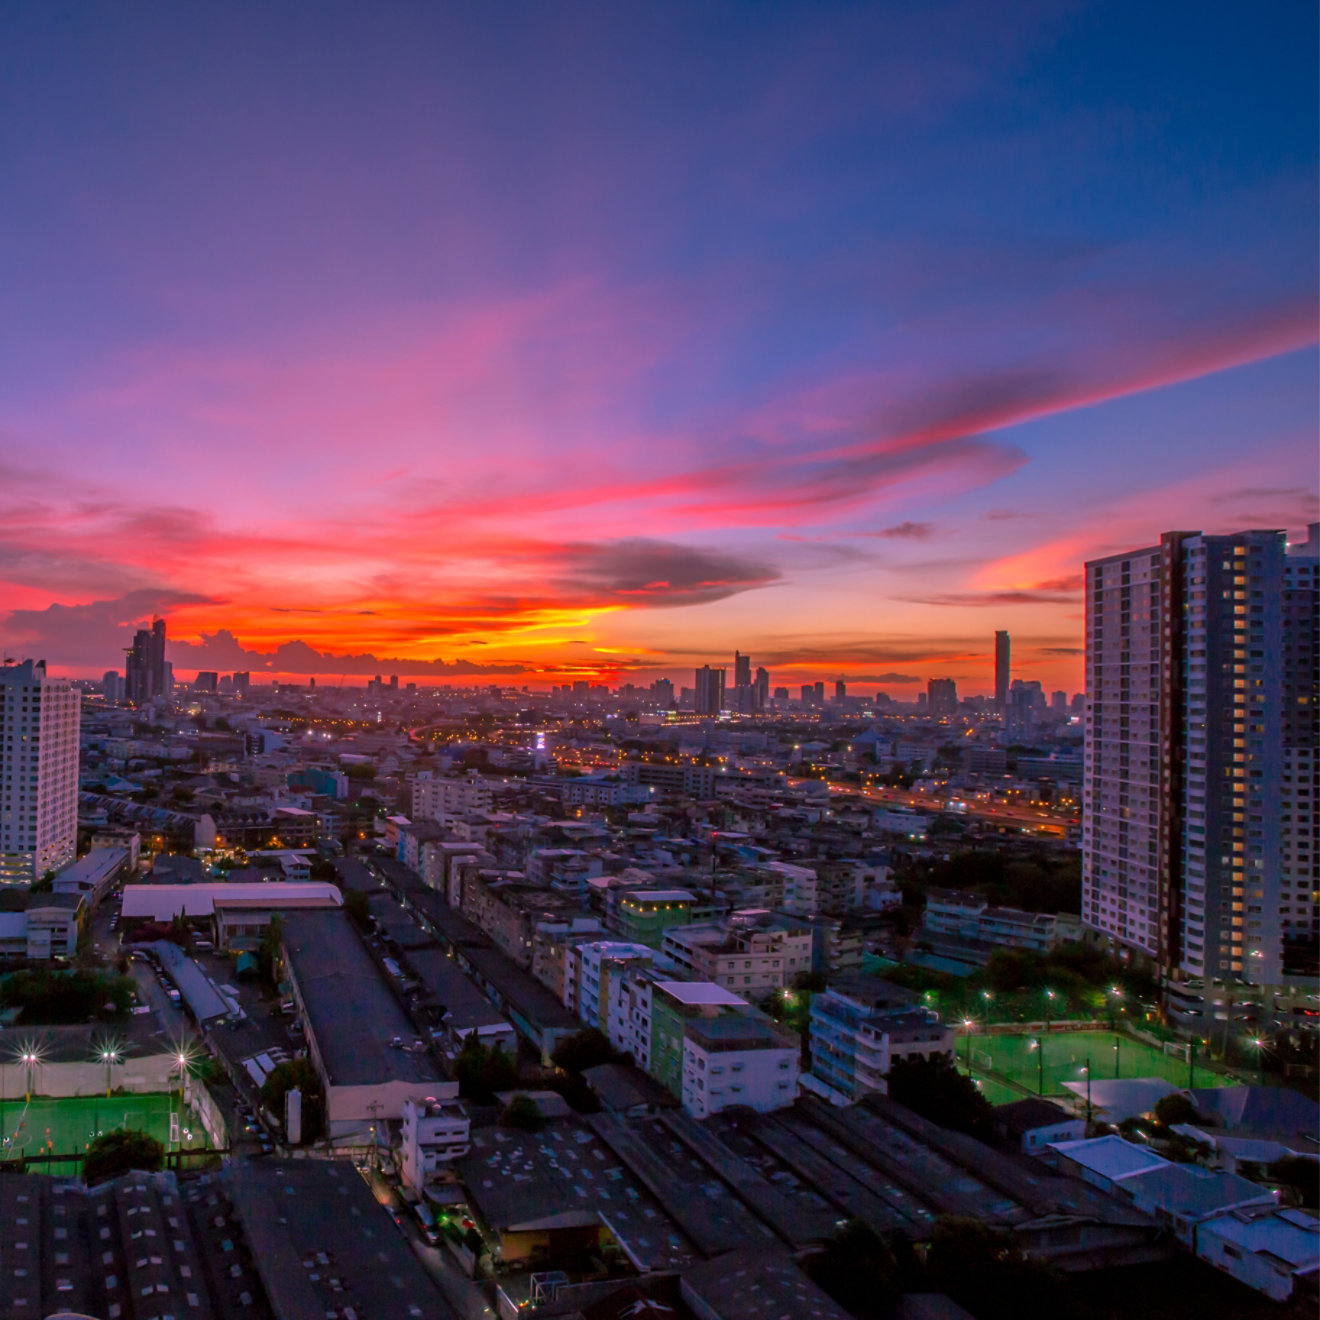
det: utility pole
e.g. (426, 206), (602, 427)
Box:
(1085, 1057), (1092, 1126)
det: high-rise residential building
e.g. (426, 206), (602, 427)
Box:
(194, 671), (219, 694)
(694, 666), (725, 716)
(994, 630), (1011, 711)
(733, 651), (752, 689)
(754, 667), (770, 711)
(125, 617), (167, 705)
(1050, 690), (1068, 712)
(927, 677), (958, 718)
(0, 660), (81, 884)
(651, 677), (675, 709)
(1282, 525), (1319, 978)
(232, 671), (251, 694)
(834, 680), (847, 702)
(1083, 525), (1318, 988)
(101, 670), (124, 703)
(813, 680), (825, 706)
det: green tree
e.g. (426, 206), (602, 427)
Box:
(454, 1035), (518, 1101)
(1269, 1155), (1320, 1208)
(925, 1217), (1059, 1320)
(32, 869), (56, 894)
(1153, 1093), (1199, 1128)
(551, 1028), (622, 1074)
(309, 857), (338, 881)
(498, 1093), (545, 1132)
(260, 1058), (324, 1143)
(83, 1129), (164, 1184)
(257, 914), (284, 987)
(804, 1219), (902, 1319)
(885, 1053), (993, 1138)
(342, 888), (371, 930)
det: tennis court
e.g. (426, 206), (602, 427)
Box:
(960, 1030), (1239, 1097)
(0, 1092), (211, 1174)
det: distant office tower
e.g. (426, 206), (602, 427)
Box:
(125, 617), (168, 705)
(694, 666), (726, 716)
(651, 677), (675, 709)
(732, 651), (753, 712)
(194, 671), (218, 694)
(800, 684), (814, 705)
(754, 667), (770, 711)
(813, 681), (825, 706)
(102, 670), (124, 703)
(927, 678), (958, 717)
(994, 631), (1011, 711)
(1083, 525), (1319, 987)
(389, 674), (399, 690)
(834, 680), (847, 702)
(0, 660), (81, 884)
(232, 672), (251, 694)
(1004, 680), (1039, 743)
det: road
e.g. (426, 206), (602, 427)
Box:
(813, 780), (1077, 837)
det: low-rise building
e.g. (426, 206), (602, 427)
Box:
(399, 1094), (471, 1191)
(808, 980), (953, 1101)
(994, 1097), (1087, 1154)
(662, 914), (813, 994)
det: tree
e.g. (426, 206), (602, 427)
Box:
(32, 869), (55, 894)
(804, 1219), (902, 1319)
(885, 1053), (993, 1138)
(83, 1129), (164, 1184)
(1269, 1156), (1320, 1208)
(1153, 1093), (1199, 1128)
(454, 1035), (518, 1101)
(257, 914), (284, 987)
(260, 1058), (324, 1143)
(343, 888), (371, 930)
(309, 858), (338, 881)
(498, 1093), (545, 1132)
(925, 1217), (1059, 1320)
(551, 1028), (622, 1075)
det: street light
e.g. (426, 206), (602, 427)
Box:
(962, 1018), (976, 1072)
(1044, 988), (1055, 1034)
(1028, 1036), (1044, 1095)
(98, 1045), (122, 1098)
(1250, 1037), (1266, 1087)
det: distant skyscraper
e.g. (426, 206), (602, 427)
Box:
(694, 666), (725, 716)
(754, 667), (770, 711)
(1004, 680), (1039, 743)
(102, 670), (124, 703)
(834, 680), (847, 702)
(125, 617), (168, 705)
(813, 681), (825, 706)
(1050, 690), (1068, 712)
(927, 678), (958, 717)
(194, 671), (218, 694)
(0, 660), (81, 884)
(1083, 525), (1318, 988)
(732, 651), (753, 712)
(994, 631), (1010, 711)
(232, 672), (251, 694)
(651, 677), (675, 709)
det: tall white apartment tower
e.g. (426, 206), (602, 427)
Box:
(0, 660), (82, 885)
(1085, 527), (1317, 988)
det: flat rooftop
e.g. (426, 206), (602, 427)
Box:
(281, 910), (441, 1089)
(122, 882), (342, 921)
(653, 981), (747, 1008)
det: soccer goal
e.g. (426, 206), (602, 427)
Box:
(974, 1049), (995, 1071)
(1162, 1040), (1191, 1063)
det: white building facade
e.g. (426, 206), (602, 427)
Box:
(0, 660), (81, 885)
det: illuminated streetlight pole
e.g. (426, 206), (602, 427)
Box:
(962, 1018), (975, 1072)
(99, 1046), (121, 1098)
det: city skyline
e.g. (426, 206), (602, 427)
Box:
(1, 4), (1316, 693)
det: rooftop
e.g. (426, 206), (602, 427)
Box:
(281, 910), (442, 1089)
(652, 981), (747, 1008)
(224, 1158), (452, 1320)
(680, 1248), (853, 1320)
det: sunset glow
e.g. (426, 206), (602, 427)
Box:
(2, 4), (1315, 692)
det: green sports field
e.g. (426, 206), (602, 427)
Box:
(958, 1030), (1242, 1097)
(0, 1093), (211, 1175)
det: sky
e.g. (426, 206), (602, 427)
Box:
(1, 1), (1316, 695)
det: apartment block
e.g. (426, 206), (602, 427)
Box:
(0, 659), (81, 884)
